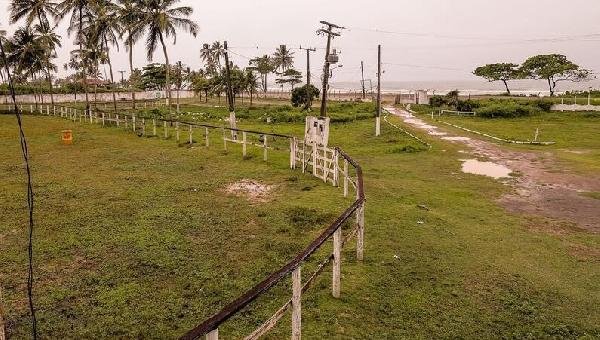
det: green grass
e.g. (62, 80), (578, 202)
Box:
(1, 107), (599, 339)
(412, 104), (600, 174)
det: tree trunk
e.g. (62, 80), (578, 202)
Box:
(157, 32), (171, 115)
(250, 88), (253, 106)
(46, 70), (55, 105)
(128, 33), (136, 109)
(502, 80), (511, 96)
(38, 72), (45, 105)
(79, 6), (90, 114)
(547, 78), (555, 97)
(103, 37), (118, 112)
(31, 72), (38, 109)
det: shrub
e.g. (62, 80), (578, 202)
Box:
(456, 100), (479, 112)
(430, 95), (446, 107)
(476, 103), (539, 118)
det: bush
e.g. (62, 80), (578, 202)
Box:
(476, 103), (540, 118)
(291, 84), (320, 108)
(456, 100), (479, 112)
(430, 95), (446, 107)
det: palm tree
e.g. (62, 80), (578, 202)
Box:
(210, 41), (223, 70)
(57, 0), (92, 113)
(244, 68), (259, 106)
(87, 0), (121, 111)
(9, 0), (58, 30)
(36, 24), (61, 105)
(139, 0), (198, 113)
(250, 55), (274, 94)
(272, 45), (294, 73)
(10, 0), (60, 105)
(117, 0), (144, 109)
(6, 27), (47, 108)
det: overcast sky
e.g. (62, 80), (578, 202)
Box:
(1, 0), (600, 88)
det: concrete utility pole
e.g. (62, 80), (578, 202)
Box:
(300, 46), (316, 111)
(361, 61), (366, 99)
(318, 21), (345, 117)
(223, 41), (237, 138)
(376, 44), (382, 136)
(118, 71), (126, 87)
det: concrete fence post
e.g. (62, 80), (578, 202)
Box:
(116, 115), (120, 127)
(291, 266), (302, 340)
(132, 114), (136, 132)
(176, 122), (180, 143)
(343, 160), (349, 198)
(142, 118), (146, 136)
(205, 127), (210, 147)
(312, 143), (317, 176)
(102, 112), (105, 126)
(164, 121), (168, 138)
(153, 119), (157, 136)
(332, 226), (342, 298)
(206, 329), (218, 340)
(189, 125), (193, 144)
(242, 132), (247, 157)
(263, 135), (268, 161)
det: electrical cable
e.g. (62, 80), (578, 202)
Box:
(0, 31), (38, 340)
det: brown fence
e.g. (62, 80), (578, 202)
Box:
(9, 103), (366, 340)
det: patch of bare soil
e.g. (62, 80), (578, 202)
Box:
(225, 179), (274, 203)
(387, 107), (600, 233)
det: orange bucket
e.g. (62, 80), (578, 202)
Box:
(61, 130), (73, 145)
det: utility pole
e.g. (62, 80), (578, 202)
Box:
(361, 61), (366, 99)
(376, 44), (382, 136)
(300, 46), (316, 111)
(118, 70), (126, 88)
(223, 41), (237, 138)
(318, 21), (345, 117)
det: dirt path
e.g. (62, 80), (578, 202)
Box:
(385, 106), (600, 233)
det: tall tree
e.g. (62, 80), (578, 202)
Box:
(521, 54), (591, 96)
(473, 63), (521, 95)
(117, 0), (144, 109)
(272, 44), (294, 73)
(250, 55), (274, 94)
(139, 0), (198, 113)
(57, 0), (92, 113)
(87, 0), (122, 111)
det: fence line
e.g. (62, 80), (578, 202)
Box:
(7, 103), (366, 340)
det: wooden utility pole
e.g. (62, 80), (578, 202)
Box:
(361, 61), (366, 99)
(376, 45), (382, 136)
(300, 46), (316, 110)
(318, 21), (345, 117)
(223, 41), (237, 138)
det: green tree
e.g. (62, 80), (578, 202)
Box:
(57, 0), (92, 112)
(9, 0), (58, 30)
(138, 0), (198, 111)
(473, 63), (521, 95)
(141, 63), (166, 90)
(117, 0), (145, 109)
(291, 84), (319, 110)
(276, 68), (302, 90)
(272, 44), (294, 73)
(250, 55), (274, 93)
(521, 54), (592, 96)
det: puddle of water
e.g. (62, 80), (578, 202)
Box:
(429, 131), (448, 136)
(442, 136), (471, 141)
(461, 159), (512, 179)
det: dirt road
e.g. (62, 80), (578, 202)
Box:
(385, 106), (600, 233)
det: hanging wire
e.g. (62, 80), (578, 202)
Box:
(0, 30), (38, 340)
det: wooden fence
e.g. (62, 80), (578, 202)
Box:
(6, 103), (366, 340)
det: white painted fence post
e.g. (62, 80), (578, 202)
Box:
(206, 329), (218, 340)
(189, 125), (193, 144)
(263, 135), (268, 161)
(312, 143), (317, 176)
(357, 201), (365, 261)
(302, 141), (306, 173)
(132, 114), (136, 132)
(223, 128), (227, 151)
(242, 132), (247, 157)
(153, 119), (157, 136)
(205, 127), (209, 147)
(164, 121), (168, 138)
(116, 115), (120, 127)
(176, 122), (180, 142)
(291, 266), (301, 340)
(332, 226), (342, 298)
(102, 112), (105, 126)
(142, 118), (146, 136)
(343, 160), (349, 198)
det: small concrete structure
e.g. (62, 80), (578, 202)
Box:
(305, 116), (330, 147)
(394, 90), (429, 105)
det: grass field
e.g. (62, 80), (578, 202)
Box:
(1, 106), (599, 338)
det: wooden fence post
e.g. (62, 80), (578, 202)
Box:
(102, 112), (105, 126)
(223, 128), (227, 151)
(206, 329), (218, 340)
(46, 105), (50, 115)
(153, 119), (157, 136)
(333, 150), (339, 187)
(291, 266), (302, 340)
(132, 114), (136, 132)
(332, 226), (342, 298)
(142, 118), (146, 136)
(164, 121), (168, 138)
(357, 202), (365, 261)
(263, 135), (268, 161)
(189, 125), (193, 144)
(205, 127), (209, 147)
(302, 141), (306, 173)
(116, 115), (120, 127)
(242, 132), (247, 157)
(176, 122), (180, 143)
(343, 160), (349, 198)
